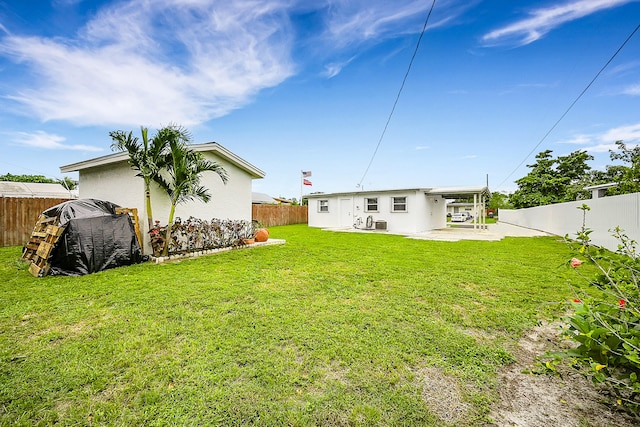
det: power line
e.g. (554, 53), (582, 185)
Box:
(496, 22), (640, 190)
(357, 0), (437, 188)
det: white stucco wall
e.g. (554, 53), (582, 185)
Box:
(308, 190), (447, 234)
(79, 161), (143, 212)
(78, 152), (256, 254)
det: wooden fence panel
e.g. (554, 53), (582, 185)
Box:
(252, 205), (308, 227)
(1, 197), (72, 247)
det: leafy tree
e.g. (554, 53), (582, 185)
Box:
(152, 127), (228, 256)
(605, 140), (640, 195)
(487, 192), (512, 210)
(510, 149), (593, 208)
(0, 173), (76, 190)
(110, 127), (169, 230)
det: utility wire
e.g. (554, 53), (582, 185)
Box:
(357, 0), (437, 188)
(496, 22), (640, 190)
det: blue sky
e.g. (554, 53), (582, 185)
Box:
(1, 0), (639, 199)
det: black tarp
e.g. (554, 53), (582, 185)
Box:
(44, 199), (145, 276)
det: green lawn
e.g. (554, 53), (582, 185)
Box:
(0, 225), (577, 426)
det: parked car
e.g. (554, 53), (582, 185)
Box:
(451, 213), (467, 222)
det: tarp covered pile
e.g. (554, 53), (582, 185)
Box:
(24, 199), (146, 276)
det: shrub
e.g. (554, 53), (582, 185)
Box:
(149, 217), (255, 256)
(547, 204), (640, 414)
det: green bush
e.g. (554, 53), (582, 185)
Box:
(548, 205), (640, 413)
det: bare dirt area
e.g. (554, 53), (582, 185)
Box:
(489, 322), (638, 427)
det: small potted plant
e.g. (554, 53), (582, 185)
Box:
(239, 221), (255, 245)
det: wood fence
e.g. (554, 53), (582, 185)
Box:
(252, 205), (308, 227)
(1, 197), (72, 247)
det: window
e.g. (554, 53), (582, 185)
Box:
(318, 199), (329, 212)
(365, 197), (378, 212)
(392, 196), (407, 212)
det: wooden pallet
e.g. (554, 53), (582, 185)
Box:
(115, 207), (143, 250)
(21, 215), (58, 262)
(26, 224), (65, 277)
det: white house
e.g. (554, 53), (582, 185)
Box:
(306, 186), (490, 234)
(60, 142), (265, 253)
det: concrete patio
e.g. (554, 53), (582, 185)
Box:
(325, 222), (553, 242)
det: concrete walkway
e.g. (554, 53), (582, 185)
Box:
(408, 222), (553, 242)
(325, 222), (552, 242)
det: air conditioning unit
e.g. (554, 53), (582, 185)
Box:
(375, 220), (387, 230)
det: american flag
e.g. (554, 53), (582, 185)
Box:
(302, 171), (312, 177)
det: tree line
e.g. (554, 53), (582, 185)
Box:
(490, 140), (640, 210)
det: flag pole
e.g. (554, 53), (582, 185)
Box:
(300, 170), (303, 205)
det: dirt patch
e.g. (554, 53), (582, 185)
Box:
(416, 366), (472, 425)
(489, 322), (638, 427)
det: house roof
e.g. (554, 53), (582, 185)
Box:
(305, 186), (490, 199)
(252, 192), (276, 204)
(0, 181), (77, 198)
(60, 142), (265, 179)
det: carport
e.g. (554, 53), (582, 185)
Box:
(426, 186), (491, 231)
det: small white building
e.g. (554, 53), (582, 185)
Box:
(60, 142), (265, 253)
(306, 186), (490, 234)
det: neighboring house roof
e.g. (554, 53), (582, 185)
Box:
(306, 186), (490, 199)
(273, 197), (293, 204)
(60, 142), (265, 179)
(252, 192), (276, 204)
(0, 181), (76, 198)
(584, 182), (618, 191)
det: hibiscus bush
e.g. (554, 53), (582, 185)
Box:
(547, 204), (640, 413)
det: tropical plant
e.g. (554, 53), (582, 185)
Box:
(545, 204), (640, 414)
(110, 127), (168, 230)
(153, 127), (228, 256)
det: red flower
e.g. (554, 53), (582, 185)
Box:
(573, 299), (582, 303)
(570, 258), (583, 268)
(619, 299), (626, 309)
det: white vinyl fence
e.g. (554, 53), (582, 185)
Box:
(500, 192), (640, 252)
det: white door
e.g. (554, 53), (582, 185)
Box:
(340, 198), (352, 227)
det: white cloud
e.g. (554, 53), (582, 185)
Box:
(322, 57), (355, 78)
(324, 0), (473, 46)
(415, 145), (429, 150)
(9, 131), (103, 151)
(600, 123), (640, 143)
(482, 0), (632, 46)
(622, 83), (640, 95)
(559, 122), (640, 153)
(0, 0), (296, 127)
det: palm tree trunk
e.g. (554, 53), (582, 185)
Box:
(162, 202), (177, 257)
(144, 183), (154, 230)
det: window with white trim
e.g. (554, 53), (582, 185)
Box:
(318, 199), (329, 212)
(392, 196), (407, 212)
(365, 197), (378, 212)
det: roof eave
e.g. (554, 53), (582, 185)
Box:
(60, 142), (265, 179)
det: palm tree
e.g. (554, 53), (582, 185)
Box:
(153, 127), (228, 256)
(110, 127), (168, 230)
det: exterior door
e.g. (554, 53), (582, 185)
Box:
(340, 198), (352, 227)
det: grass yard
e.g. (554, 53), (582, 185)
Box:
(0, 225), (578, 426)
